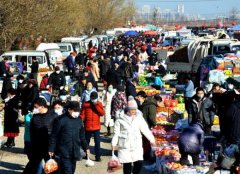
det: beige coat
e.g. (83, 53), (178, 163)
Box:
(91, 62), (100, 81)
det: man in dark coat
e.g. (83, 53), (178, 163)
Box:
(0, 57), (8, 77)
(75, 52), (85, 66)
(30, 56), (39, 81)
(126, 78), (137, 98)
(65, 52), (75, 79)
(49, 101), (90, 174)
(3, 88), (19, 148)
(106, 63), (121, 89)
(47, 66), (66, 90)
(178, 123), (204, 166)
(225, 100), (240, 145)
(188, 87), (215, 134)
(23, 98), (58, 174)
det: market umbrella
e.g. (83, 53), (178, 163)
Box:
(124, 30), (139, 36)
(143, 30), (158, 36)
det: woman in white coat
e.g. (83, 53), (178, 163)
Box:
(112, 96), (155, 174)
(102, 84), (116, 136)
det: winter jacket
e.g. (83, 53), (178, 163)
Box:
(141, 97), (157, 128)
(148, 52), (158, 66)
(188, 96), (215, 127)
(225, 101), (240, 144)
(80, 101), (105, 131)
(31, 61), (39, 73)
(178, 124), (204, 154)
(49, 114), (89, 160)
(106, 68), (121, 89)
(48, 72), (66, 90)
(1, 77), (12, 100)
(126, 80), (137, 98)
(124, 63), (133, 79)
(4, 95), (19, 134)
(102, 89), (117, 127)
(65, 55), (75, 69)
(0, 61), (7, 77)
(91, 62), (100, 81)
(30, 110), (58, 153)
(80, 88), (97, 108)
(40, 76), (49, 90)
(24, 113), (32, 142)
(23, 85), (39, 112)
(112, 110), (155, 163)
(111, 92), (127, 118)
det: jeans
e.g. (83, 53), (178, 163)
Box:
(123, 161), (143, 174)
(60, 158), (76, 174)
(85, 130), (101, 159)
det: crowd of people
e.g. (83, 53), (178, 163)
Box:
(0, 33), (240, 174)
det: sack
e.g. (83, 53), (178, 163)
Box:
(219, 153), (236, 170)
(44, 159), (58, 174)
(85, 156), (94, 167)
(107, 152), (122, 173)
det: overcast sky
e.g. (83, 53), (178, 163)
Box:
(135, 0), (238, 16)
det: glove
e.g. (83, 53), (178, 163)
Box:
(60, 86), (64, 90)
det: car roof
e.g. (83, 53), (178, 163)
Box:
(2, 50), (46, 55)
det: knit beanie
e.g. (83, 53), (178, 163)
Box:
(127, 96), (138, 110)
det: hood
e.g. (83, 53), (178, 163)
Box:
(118, 109), (142, 121)
(142, 97), (157, 107)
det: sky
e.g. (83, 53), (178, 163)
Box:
(135, 0), (238, 16)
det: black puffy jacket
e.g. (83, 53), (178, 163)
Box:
(188, 96), (215, 126)
(48, 72), (66, 90)
(30, 110), (58, 153)
(49, 114), (88, 160)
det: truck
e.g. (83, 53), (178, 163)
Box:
(166, 38), (239, 73)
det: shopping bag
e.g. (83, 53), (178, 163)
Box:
(44, 158), (58, 174)
(85, 156), (94, 167)
(107, 151), (122, 173)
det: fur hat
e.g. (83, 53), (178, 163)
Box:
(127, 96), (138, 110)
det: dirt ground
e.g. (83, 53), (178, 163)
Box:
(0, 124), (123, 174)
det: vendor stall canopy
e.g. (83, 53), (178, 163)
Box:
(124, 30), (139, 36)
(144, 30), (158, 36)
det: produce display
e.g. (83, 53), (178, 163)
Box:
(138, 75), (148, 86)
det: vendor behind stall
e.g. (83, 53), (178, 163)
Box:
(178, 123), (204, 166)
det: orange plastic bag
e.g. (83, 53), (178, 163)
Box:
(44, 159), (58, 174)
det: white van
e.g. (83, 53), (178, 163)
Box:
(94, 35), (109, 43)
(57, 42), (75, 58)
(61, 37), (86, 53)
(0, 50), (51, 73)
(36, 43), (63, 66)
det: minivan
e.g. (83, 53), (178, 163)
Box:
(57, 42), (76, 58)
(0, 50), (51, 73)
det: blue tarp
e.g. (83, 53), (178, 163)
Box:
(232, 25), (240, 31)
(124, 30), (139, 36)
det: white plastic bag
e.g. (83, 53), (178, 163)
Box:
(85, 156), (94, 167)
(107, 151), (122, 173)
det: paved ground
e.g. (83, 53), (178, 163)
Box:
(0, 122), (123, 174)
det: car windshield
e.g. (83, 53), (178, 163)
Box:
(59, 46), (69, 52)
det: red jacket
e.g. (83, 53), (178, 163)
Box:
(80, 101), (105, 131)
